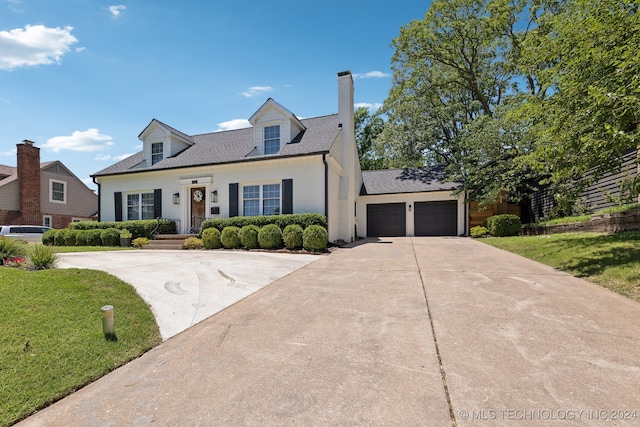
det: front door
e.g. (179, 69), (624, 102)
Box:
(190, 187), (206, 233)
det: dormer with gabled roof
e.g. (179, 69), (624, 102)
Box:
(248, 98), (306, 156)
(138, 119), (195, 166)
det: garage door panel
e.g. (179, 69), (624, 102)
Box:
(415, 201), (457, 236)
(367, 203), (406, 237)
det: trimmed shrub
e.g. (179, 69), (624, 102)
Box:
(30, 244), (58, 270)
(75, 230), (90, 246)
(239, 225), (260, 249)
(470, 226), (489, 238)
(202, 228), (222, 249)
(132, 237), (149, 248)
(258, 224), (283, 249)
(486, 214), (521, 237)
(87, 229), (103, 246)
(303, 225), (327, 251)
(42, 229), (56, 246)
(64, 229), (79, 246)
(69, 219), (177, 239)
(183, 237), (204, 249)
(54, 228), (68, 246)
(283, 224), (303, 250)
(100, 228), (121, 246)
(201, 213), (327, 233)
(221, 226), (242, 249)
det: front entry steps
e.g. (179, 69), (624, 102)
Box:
(145, 234), (195, 250)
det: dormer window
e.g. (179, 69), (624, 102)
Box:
(151, 142), (163, 165)
(264, 125), (280, 155)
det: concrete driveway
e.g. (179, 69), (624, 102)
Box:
(20, 238), (640, 426)
(56, 250), (320, 340)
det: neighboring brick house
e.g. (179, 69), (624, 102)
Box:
(0, 140), (98, 229)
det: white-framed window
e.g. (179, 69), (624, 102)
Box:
(43, 215), (52, 228)
(242, 183), (280, 216)
(264, 125), (280, 155)
(151, 142), (163, 165)
(49, 179), (66, 203)
(127, 192), (154, 220)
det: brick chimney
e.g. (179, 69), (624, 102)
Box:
(17, 140), (41, 224)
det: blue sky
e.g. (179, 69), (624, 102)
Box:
(0, 1), (429, 190)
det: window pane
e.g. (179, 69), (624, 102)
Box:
(151, 142), (163, 165)
(262, 184), (280, 215)
(127, 194), (139, 220)
(243, 200), (260, 216)
(243, 185), (260, 199)
(264, 125), (280, 155)
(141, 193), (154, 219)
(52, 181), (64, 201)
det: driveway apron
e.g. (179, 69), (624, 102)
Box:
(19, 238), (640, 426)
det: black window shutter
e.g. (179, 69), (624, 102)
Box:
(154, 189), (162, 218)
(229, 183), (239, 217)
(282, 179), (293, 214)
(114, 192), (123, 222)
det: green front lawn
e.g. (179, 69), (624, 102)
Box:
(0, 268), (161, 426)
(482, 231), (640, 303)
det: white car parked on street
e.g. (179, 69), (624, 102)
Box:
(0, 225), (52, 243)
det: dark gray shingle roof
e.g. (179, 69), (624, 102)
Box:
(361, 166), (460, 195)
(93, 115), (340, 177)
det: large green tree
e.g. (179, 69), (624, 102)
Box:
(378, 0), (541, 206)
(354, 107), (385, 170)
(522, 0), (640, 192)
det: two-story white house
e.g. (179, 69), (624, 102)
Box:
(93, 71), (467, 241)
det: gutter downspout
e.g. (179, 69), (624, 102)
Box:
(93, 177), (101, 222)
(323, 153), (329, 235)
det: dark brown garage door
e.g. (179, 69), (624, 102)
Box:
(414, 201), (458, 236)
(367, 203), (406, 237)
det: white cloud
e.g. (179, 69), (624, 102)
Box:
(355, 102), (383, 111)
(94, 153), (111, 161)
(353, 71), (390, 80)
(0, 147), (16, 157)
(108, 5), (126, 17)
(216, 119), (251, 131)
(0, 24), (78, 70)
(43, 129), (114, 153)
(242, 86), (273, 98)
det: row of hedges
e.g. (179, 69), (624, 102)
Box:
(69, 219), (176, 239)
(43, 228), (128, 247)
(202, 224), (328, 251)
(200, 213), (327, 233)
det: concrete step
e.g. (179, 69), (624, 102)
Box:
(145, 234), (196, 250)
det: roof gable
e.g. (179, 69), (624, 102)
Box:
(248, 98), (305, 130)
(138, 119), (194, 145)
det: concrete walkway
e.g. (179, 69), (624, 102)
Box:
(20, 238), (640, 426)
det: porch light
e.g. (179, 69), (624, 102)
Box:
(211, 190), (218, 203)
(173, 193), (180, 204)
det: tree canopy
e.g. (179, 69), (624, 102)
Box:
(372, 0), (639, 217)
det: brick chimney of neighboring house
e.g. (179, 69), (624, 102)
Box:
(17, 140), (41, 224)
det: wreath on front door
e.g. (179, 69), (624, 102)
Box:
(193, 190), (203, 203)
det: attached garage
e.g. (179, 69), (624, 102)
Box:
(414, 200), (458, 236)
(366, 203), (406, 237)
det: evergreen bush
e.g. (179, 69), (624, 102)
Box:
(283, 224), (303, 250)
(100, 228), (121, 246)
(239, 225), (260, 249)
(258, 224), (283, 249)
(220, 226), (242, 249)
(486, 214), (521, 237)
(303, 225), (328, 251)
(202, 228), (222, 249)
